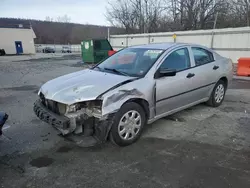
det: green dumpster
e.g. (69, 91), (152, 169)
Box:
(81, 39), (114, 63)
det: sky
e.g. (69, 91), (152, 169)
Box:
(0, 0), (110, 26)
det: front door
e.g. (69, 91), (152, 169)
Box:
(15, 41), (23, 55)
(155, 47), (198, 116)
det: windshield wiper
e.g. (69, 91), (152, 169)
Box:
(103, 68), (130, 76)
(94, 66), (102, 70)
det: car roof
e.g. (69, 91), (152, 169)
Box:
(129, 42), (193, 50)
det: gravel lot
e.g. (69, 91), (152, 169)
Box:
(0, 55), (250, 188)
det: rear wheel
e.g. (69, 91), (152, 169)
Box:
(207, 80), (226, 107)
(110, 102), (146, 147)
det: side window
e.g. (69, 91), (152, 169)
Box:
(192, 47), (214, 66)
(160, 48), (191, 71)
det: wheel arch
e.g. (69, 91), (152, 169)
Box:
(218, 76), (228, 89)
(124, 98), (150, 121)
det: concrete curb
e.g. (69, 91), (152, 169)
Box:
(233, 76), (250, 81)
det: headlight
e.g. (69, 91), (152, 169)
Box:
(58, 103), (67, 114)
(67, 104), (80, 113)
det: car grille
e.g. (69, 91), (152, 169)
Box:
(39, 92), (66, 115)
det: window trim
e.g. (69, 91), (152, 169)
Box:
(154, 45), (217, 79)
(191, 47), (215, 66)
(157, 47), (192, 73)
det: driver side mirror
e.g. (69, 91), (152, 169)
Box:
(154, 68), (176, 79)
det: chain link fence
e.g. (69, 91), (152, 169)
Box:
(35, 44), (81, 53)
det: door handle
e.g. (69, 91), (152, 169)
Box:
(186, 73), (195, 78)
(213, 65), (219, 70)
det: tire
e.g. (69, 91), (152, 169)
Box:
(109, 102), (146, 147)
(207, 80), (226, 107)
(0, 49), (5, 56)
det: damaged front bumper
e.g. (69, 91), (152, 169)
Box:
(33, 100), (113, 145)
(34, 100), (71, 134)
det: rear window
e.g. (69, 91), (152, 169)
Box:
(192, 47), (214, 66)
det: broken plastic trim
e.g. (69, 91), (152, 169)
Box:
(67, 100), (102, 114)
(66, 105), (103, 120)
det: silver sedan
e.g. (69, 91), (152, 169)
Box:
(34, 43), (233, 146)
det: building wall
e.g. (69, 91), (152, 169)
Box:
(0, 28), (36, 54)
(110, 27), (250, 63)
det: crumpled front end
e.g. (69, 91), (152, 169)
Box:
(33, 72), (153, 146)
(33, 92), (114, 144)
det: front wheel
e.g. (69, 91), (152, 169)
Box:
(110, 102), (146, 147)
(207, 80), (226, 107)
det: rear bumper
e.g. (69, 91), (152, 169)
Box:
(33, 100), (70, 131)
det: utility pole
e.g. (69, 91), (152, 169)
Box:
(247, 0), (250, 26)
(107, 27), (110, 41)
(139, 0), (142, 33)
(211, 12), (218, 49)
(213, 12), (218, 29)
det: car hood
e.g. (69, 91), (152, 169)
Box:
(39, 69), (134, 105)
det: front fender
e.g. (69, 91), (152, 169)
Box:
(99, 77), (155, 118)
(101, 88), (146, 116)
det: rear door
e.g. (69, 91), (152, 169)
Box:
(189, 47), (219, 99)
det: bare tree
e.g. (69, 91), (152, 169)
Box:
(57, 14), (71, 23)
(143, 0), (163, 32)
(106, 0), (250, 33)
(107, 0), (220, 32)
(45, 16), (53, 22)
(106, 0), (137, 33)
(106, 0), (164, 33)
(231, 0), (250, 26)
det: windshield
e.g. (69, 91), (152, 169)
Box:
(95, 48), (164, 77)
